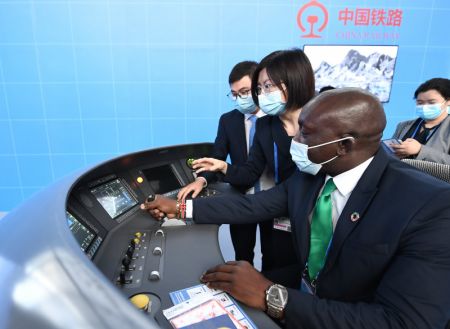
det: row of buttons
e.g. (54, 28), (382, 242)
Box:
(87, 236), (103, 259)
(117, 230), (165, 286)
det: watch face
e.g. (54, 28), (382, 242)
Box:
(268, 285), (288, 307)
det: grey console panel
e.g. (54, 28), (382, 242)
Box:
(0, 143), (280, 329)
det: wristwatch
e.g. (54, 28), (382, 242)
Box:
(265, 284), (288, 319)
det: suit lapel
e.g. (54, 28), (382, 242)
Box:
(234, 112), (247, 160)
(292, 173), (326, 268)
(321, 148), (390, 275)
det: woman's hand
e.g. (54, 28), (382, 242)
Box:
(177, 178), (206, 201)
(192, 158), (228, 175)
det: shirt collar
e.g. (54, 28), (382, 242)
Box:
(326, 156), (374, 197)
(245, 109), (264, 120)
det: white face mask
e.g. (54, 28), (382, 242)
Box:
(415, 101), (446, 121)
(257, 90), (286, 116)
(235, 96), (256, 114)
(290, 137), (355, 175)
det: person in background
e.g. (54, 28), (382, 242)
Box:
(391, 77), (450, 164)
(190, 49), (315, 272)
(178, 60), (269, 266)
(142, 88), (450, 329)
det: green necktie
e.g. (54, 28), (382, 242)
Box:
(308, 178), (336, 280)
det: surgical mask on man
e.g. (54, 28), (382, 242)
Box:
(416, 101), (446, 120)
(290, 137), (354, 175)
(258, 90), (286, 116)
(235, 96), (256, 114)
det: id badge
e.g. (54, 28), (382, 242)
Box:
(273, 217), (291, 232)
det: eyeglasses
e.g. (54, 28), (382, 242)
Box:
(256, 81), (280, 95)
(227, 89), (251, 101)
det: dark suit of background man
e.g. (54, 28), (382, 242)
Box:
(144, 88), (450, 329)
(178, 61), (272, 267)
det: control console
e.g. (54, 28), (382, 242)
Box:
(0, 143), (280, 329)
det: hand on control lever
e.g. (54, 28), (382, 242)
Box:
(140, 194), (177, 220)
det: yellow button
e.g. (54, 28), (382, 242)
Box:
(135, 232), (142, 238)
(130, 294), (150, 311)
(136, 176), (144, 184)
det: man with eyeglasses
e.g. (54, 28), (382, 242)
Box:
(178, 60), (272, 267)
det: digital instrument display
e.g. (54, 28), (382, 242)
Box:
(66, 211), (95, 252)
(142, 164), (182, 194)
(90, 179), (138, 218)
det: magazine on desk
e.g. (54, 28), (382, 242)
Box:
(164, 284), (258, 329)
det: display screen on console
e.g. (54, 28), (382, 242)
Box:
(66, 211), (95, 252)
(142, 164), (182, 194)
(90, 179), (138, 218)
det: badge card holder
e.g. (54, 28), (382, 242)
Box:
(273, 217), (291, 232)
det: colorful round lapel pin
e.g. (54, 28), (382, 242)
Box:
(350, 212), (360, 222)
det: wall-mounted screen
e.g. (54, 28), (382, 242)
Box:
(303, 45), (399, 102)
(90, 179), (138, 219)
(66, 211), (95, 251)
(142, 164), (182, 194)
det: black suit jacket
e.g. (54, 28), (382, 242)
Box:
(194, 147), (450, 329)
(200, 109), (250, 192)
(224, 115), (297, 187)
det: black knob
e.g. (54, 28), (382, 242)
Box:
(122, 256), (131, 269)
(119, 269), (126, 284)
(126, 246), (134, 258)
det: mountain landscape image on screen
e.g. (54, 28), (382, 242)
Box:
(314, 48), (396, 102)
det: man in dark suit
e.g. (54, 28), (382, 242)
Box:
(178, 61), (272, 267)
(143, 88), (450, 328)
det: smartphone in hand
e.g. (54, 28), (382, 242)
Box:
(382, 138), (401, 152)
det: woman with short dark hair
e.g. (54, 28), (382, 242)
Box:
(193, 48), (315, 271)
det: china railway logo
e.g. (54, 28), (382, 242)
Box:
(296, 1), (403, 40)
(297, 0), (329, 39)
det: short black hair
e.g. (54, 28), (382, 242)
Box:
(251, 48), (315, 111)
(228, 61), (258, 85)
(414, 78), (450, 100)
(319, 85), (335, 93)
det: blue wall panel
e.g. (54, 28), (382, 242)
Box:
(1, 0), (449, 210)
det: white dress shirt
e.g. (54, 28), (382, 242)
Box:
(323, 156), (374, 230)
(244, 111), (274, 193)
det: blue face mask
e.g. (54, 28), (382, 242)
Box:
(290, 137), (354, 175)
(258, 90), (286, 116)
(416, 102), (445, 120)
(235, 96), (256, 114)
